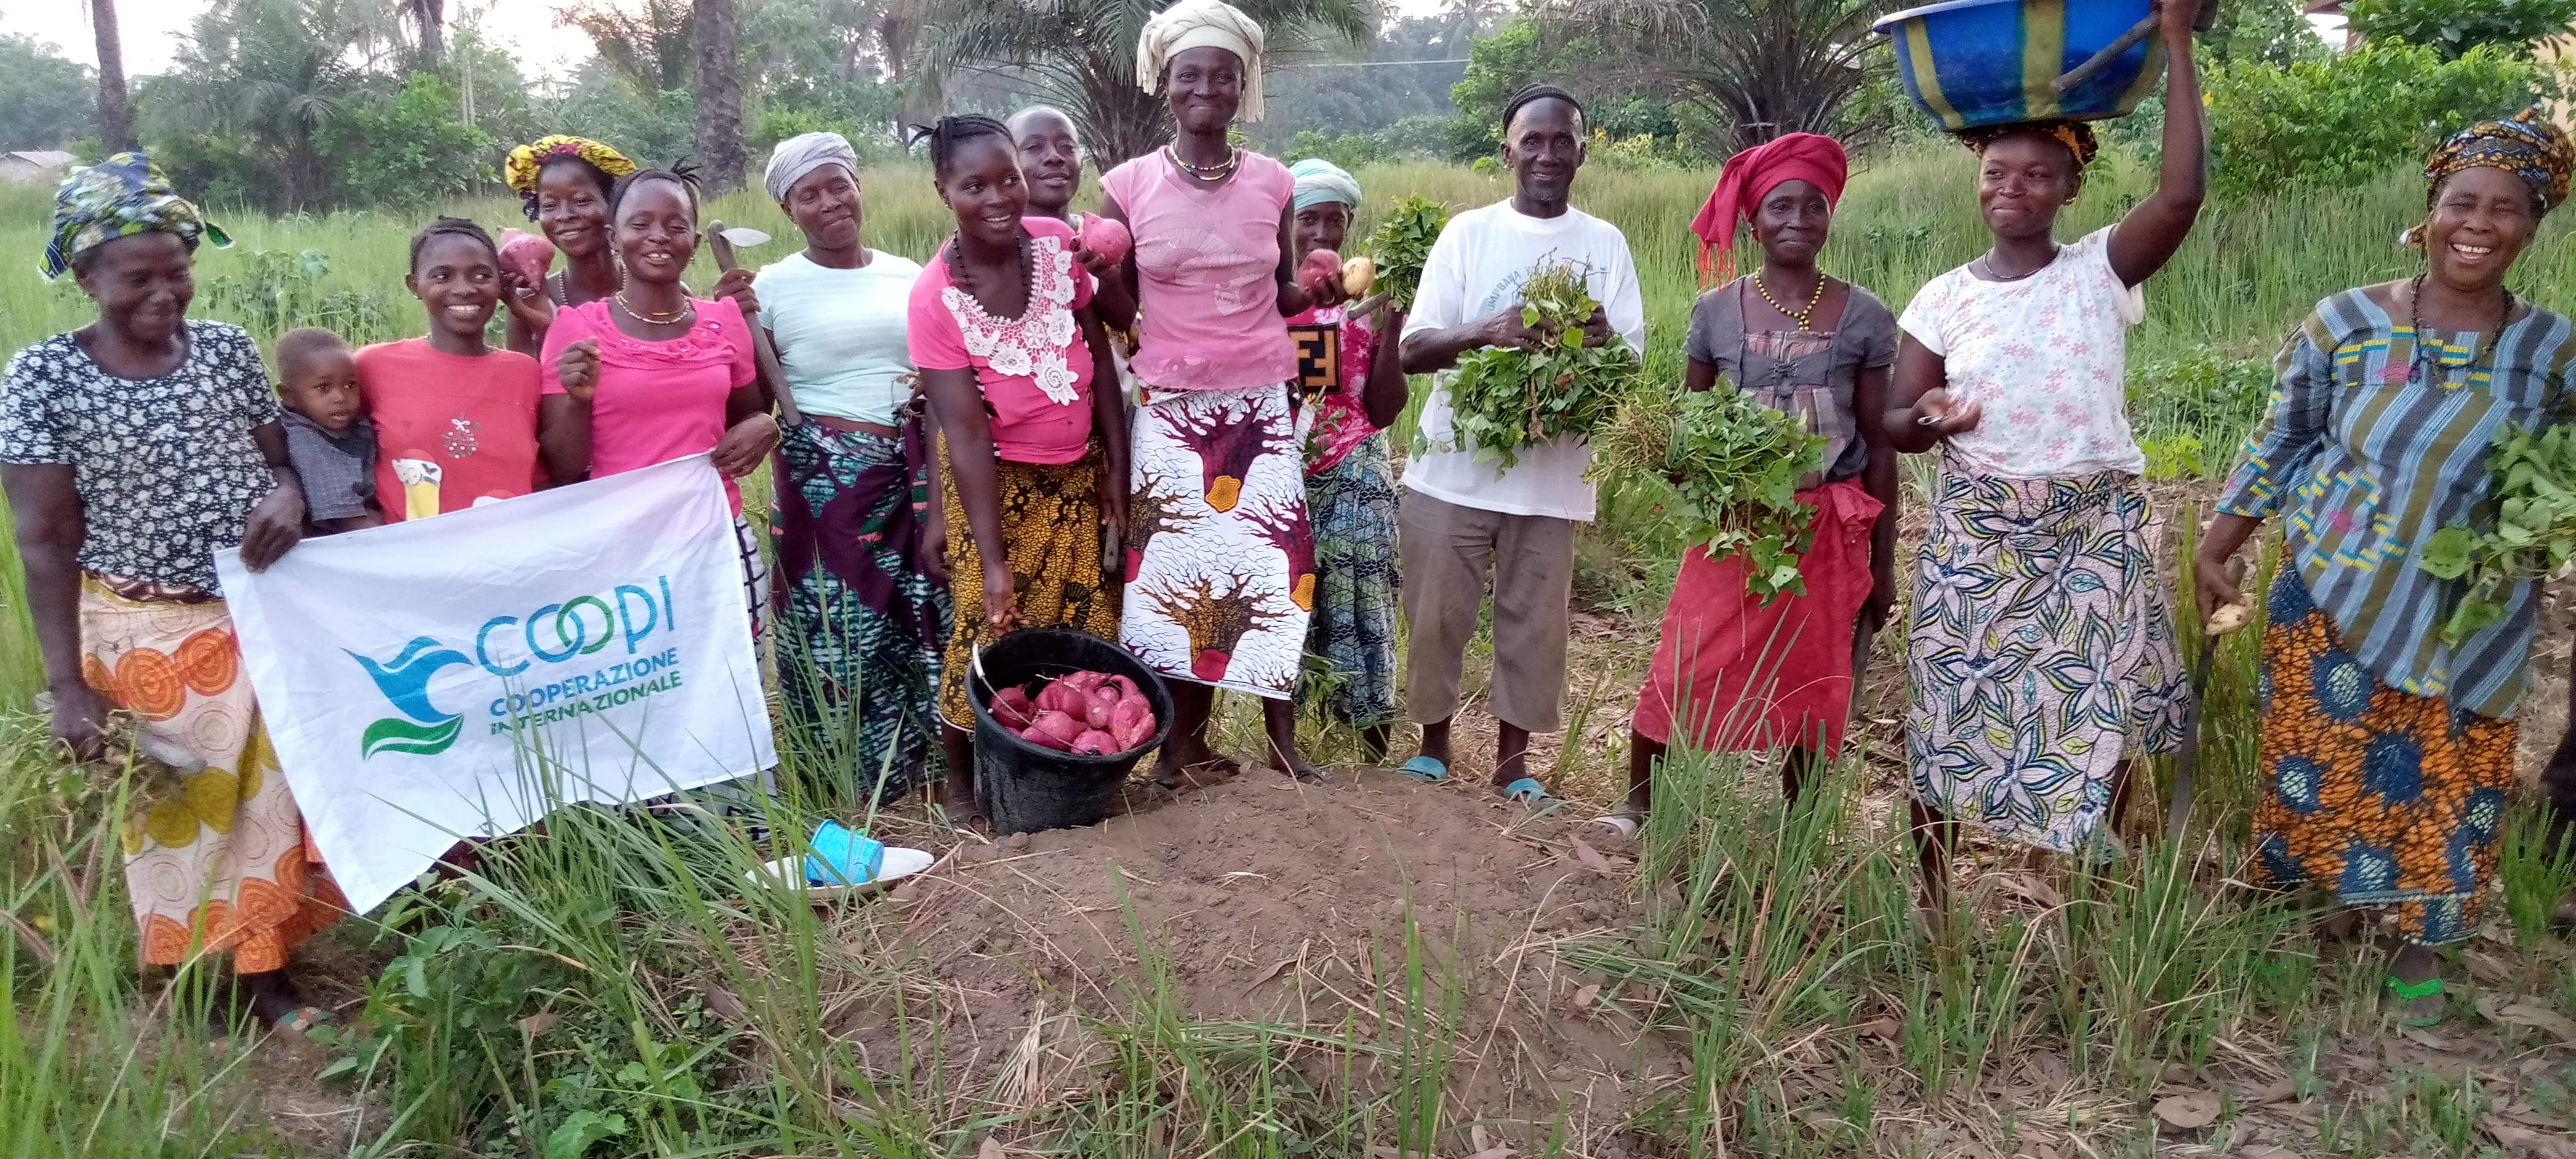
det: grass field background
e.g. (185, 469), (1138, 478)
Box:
(5, 147), (2576, 1157)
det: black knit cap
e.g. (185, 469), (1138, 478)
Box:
(1500, 84), (1585, 135)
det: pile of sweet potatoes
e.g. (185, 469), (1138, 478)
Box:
(988, 670), (1155, 755)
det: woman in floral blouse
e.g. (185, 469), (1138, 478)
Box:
(0, 154), (342, 1034)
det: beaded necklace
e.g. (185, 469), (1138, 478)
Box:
(2403, 272), (2513, 387)
(947, 226), (1037, 321)
(1166, 145), (1240, 183)
(1753, 269), (1827, 331)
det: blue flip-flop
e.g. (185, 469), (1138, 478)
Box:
(1501, 777), (1552, 804)
(1399, 755), (1448, 783)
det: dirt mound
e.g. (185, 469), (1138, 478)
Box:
(880, 766), (1679, 1135)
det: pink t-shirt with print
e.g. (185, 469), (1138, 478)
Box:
(909, 215), (1097, 465)
(1098, 150), (1296, 393)
(539, 295), (758, 508)
(1895, 226), (2147, 479)
(1284, 302), (1380, 474)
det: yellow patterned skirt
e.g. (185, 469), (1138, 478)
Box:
(2252, 567), (2516, 946)
(936, 447), (1124, 730)
(82, 576), (344, 971)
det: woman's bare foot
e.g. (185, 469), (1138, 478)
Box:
(1151, 729), (1237, 789)
(1261, 699), (1326, 784)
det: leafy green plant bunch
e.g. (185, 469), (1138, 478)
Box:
(2416, 420), (2576, 642)
(1360, 196), (1449, 313)
(1589, 375), (1828, 601)
(1441, 260), (1639, 470)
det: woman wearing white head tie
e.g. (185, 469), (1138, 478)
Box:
(748, 131), (950, 804)
(1099, 0), (1346, 786)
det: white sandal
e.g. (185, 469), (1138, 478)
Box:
(1590, 810), (1643, 840)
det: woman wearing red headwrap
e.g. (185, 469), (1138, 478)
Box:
(1600, 132), (1900, 838)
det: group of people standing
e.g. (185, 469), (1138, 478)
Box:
(7, 0), (2573, 1031)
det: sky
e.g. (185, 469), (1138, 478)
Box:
(0, 0), (598, 77)
(1, 2), (2354, 84)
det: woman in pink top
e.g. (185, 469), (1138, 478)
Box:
(539, 168), (781, 639)
(909, 115), (1129, 824)
(1098, 0), (1342, 786)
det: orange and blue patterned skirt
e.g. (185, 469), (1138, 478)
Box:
(2253, 567), (2517, 945)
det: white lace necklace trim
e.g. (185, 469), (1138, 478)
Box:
(939, 235), (1082, 406)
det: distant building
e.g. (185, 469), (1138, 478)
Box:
(0, 150), (78, 184)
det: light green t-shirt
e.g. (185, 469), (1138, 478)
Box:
(756, 248), (923, 425)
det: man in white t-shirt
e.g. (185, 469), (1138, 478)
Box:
(1395, 85), (1646, 803)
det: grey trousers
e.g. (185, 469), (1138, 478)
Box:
(1398, 489), (1577, 734)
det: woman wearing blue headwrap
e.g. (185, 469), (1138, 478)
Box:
(1280, 158), (1408, 759)
(3, 153), (342, 1035)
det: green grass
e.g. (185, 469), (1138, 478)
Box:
(7, 147), (2576, 1156)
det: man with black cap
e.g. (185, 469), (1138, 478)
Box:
(1394, 84), (1645, 804)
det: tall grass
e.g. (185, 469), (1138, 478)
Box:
(6, 147), (2576, 1155)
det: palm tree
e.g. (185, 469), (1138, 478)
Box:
(147, 0), (368, 210)
(920, 0), (1372, 163)
(558, 0), (696, 94)
(401, 0), (446, 64)
(695, 0), (747, 191)
(1530, 0), (1899, 153)
(90, 0), (134, 150)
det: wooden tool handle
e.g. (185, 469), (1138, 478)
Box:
(707, 219), (804, 427)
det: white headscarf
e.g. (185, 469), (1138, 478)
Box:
(1136, 0), (1266, 124)
(764, 131), (858, 203)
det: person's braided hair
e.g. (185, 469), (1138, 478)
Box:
(1957, 119), (2100, 172)
(908, 115), (1016, 181)
(908, 116), (1033, 319)
(607, 164), (703, 222)
(407, 215), (498, 272)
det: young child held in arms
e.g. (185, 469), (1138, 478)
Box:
(273, 327), (383, 534)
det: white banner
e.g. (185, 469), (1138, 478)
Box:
(218, 456), (775, 914)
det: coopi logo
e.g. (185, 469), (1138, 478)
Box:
(348, 636), (474, 758)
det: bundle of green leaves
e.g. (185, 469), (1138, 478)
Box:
(1589, 376), (1829, 601)
(1440, 261), (1638, 470)
(1360, 196), (1449, 313)
(2416, 420), (2576, 643)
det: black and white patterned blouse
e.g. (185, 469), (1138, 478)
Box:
(0, 320), (282, 592)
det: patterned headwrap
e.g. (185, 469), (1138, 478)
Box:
(1289, 158), (1360, 211)
(42, 152), (230, 281)
(1957, 119), (2100, 170)
(2424, 108), (2572, 213)
(503, 134), (637, 220)
(1138, 0), (1266, 123)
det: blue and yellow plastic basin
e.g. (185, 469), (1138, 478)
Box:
(1874, 0), (2166, 129)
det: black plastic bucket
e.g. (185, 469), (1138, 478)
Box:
(968, 627), (1175, 835)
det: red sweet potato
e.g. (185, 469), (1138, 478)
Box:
(1071, 730), (1117, 755)
(991, 685), (1035, 730)
(1297, 248), (1342, 298)
(1059, 671), (1110, 694)
(1085, 686), (1120, 729)
(1034, 680), (1086, 716)
(1076, 215), (1131, 266)
(1022, 710), (1082, 750)
(1111, 697), (1154, 750)
(1108, 675), (1140, 701)
(497, 228), (555, 285)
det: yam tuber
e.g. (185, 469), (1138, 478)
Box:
(497, 228), (555, 286)
(1003, 669), (1159, 755)
(1298, 248), (1343, 298)
(992, 686), (1036, 730)
(1076, 215), (1131, 266)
